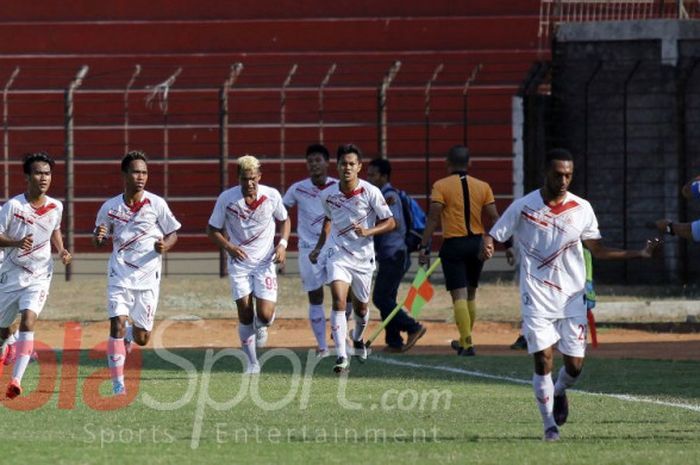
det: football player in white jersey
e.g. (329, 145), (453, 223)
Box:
(482, 148), (659, 442)
(0, 152), (72, 399)
(93, 151), (181, 396)
(310, 144), (395, 374)
(207, 155), (290, 374)
(283, 144), (338, 357)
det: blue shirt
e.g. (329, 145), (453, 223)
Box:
(374, 182), (407, 259)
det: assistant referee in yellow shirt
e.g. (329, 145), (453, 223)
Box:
(419, 145), (514, 356)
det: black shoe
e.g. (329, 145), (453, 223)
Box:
(450, 340), (461, 352)
(458, 346), (476, 357)
(553, 392), (569, 426)
(543, 425), (560, 442)
(403, 326), (427, 352)
(352, 340), (368, 363)
(510, 335), (528, 351)
(333, 357), (350, 374)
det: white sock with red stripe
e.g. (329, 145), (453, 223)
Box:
(107, 337), (126, 388)
(309, 304), (327, 351)
(330, 310), (348, 358)
(533, 373), (557, 430)
(352, 310), (369, 341)
(239, 323), (258, 368)
(12, 331), (34, 383)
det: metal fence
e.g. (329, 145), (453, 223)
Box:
(0, 60), (524, 278)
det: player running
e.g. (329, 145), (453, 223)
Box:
(207, 155), (290, 374)
(310, 143), (395, 373)
(283, 144), (338, 357)
(93, 150), (181, 396)
(0, 152), (72, 399)
(481, 148), (659, 441)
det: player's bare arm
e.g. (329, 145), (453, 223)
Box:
(309, 217), (330, 264)
(583, 237), (661, 260)
(92, 224), (109, 247)
(483, 202), (515, 265)
(154, 231), (178, 254)
(354, 216), (396, 238)
(0, 232), (33, 251)
(50, 228), (72, 265)
(654, 219), (693, 241)
(418, 201), (443, 266)
(273, 217), (291, 265)
(206, 224), (248, 261)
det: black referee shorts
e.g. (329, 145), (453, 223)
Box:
(439, 235), (484, 291)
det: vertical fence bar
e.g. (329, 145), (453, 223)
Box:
(280, 64), (298, 192)
(424, 64), (443, 201)
(146, 67), (182, 277)
(377, 61), (401, 159)
(318, 64), (336, 144)
(218, 63), (243, 278)
(64, 65), (89, 281)
(3, 66), (19, 201)
(462, 64), (482, 146)
(622, 60), (641, 284)
(123, 65), (141, 153)
(583, 61), (603, 197)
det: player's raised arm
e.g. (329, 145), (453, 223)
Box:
(154, 231), (178, 254)
(354, 216), (395, 238)
(583, 237), (661, 260)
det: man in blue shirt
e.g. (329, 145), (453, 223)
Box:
(367, 158), (426, 352)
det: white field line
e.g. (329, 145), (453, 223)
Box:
(373, 356), (700, 413)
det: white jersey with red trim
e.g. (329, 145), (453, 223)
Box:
(283, 177), (338, 249)
(208, 184), (288, 265)
(0, 194), (63, 289)
(489, 190), (601, 318)
(320, 179), (393, 261)
(96, 191), (181, 290)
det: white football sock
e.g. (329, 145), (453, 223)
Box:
(238, 323), (258, 369)
(309, 304), (327, 351)
(533, 373), (557, 430)
(352, 310), (369, 341)
(554, 366), (579, 396)
(12, 331), (35, 382)
(330, 310), (348, 359)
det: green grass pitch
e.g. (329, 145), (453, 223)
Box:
(1, 349), (699, 465)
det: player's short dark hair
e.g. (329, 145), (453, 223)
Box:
(306, 144), (330, 161)
(22, 151), (55, 174)
(121, 150), (148, 173)
(337, 143), (363, 162)
(545, 148), (574, 167)
(447, 145), (469, 167)
(369, 158), (391, 178)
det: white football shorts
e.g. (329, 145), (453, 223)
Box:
(324, 247), (375, 304)
(522, 313), (588, 357)
(298, 247), (327, 292)
(107, 285), (159, 332)
(228, 259), (278, 302)
(0, 282), (50, 327)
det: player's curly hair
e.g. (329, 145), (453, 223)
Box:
(22, 151), (55, 174)
(121, 150), (148, 173)
(237, 155), (261, 173)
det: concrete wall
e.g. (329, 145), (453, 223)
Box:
(549, 20), (700, 284)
